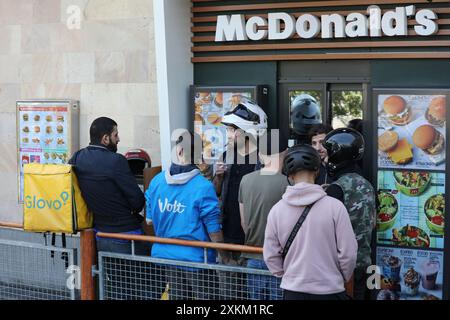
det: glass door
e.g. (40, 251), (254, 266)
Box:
(329, 84), (364, 129)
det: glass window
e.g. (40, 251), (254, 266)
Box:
(331, 90), (363, 129)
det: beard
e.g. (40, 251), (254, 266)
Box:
(107, 141), (118, 153)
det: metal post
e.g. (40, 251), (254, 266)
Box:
(80, 229), (96, 300)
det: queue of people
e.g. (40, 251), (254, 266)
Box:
(70, 95), (376, 301)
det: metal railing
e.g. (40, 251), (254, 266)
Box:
(95, 233), (283, 300)
(0, 238), (77, 300)
(0, 222), (353, 300)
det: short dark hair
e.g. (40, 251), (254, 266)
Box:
(308, 123), (333, 142)
(176, 131), (202, 164)
(90, 117), (117, 145)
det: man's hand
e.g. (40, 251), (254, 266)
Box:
(214, 162), (227, 177)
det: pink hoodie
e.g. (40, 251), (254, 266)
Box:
(263, 182), (357, 295)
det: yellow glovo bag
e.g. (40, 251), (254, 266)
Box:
(23, 164), (93, 234)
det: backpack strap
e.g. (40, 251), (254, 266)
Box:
(280, 202), (315, 260)
(61, 233), (69, 269)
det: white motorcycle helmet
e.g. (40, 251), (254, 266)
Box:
(221, 97), (268, 136)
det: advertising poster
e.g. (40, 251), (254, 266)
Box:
(194, 91), (253, 161)
(18, 105), (71, 201)
(377, 170), (445, 249)
(376, 246), (443, 300)
(377, 94), (446, 171)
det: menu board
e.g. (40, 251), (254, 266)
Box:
(377, 94), (446, 170)
(17, 101), (79, 202)
(375, 89), (448, 301)
(377, 170), (445, 249)
(194, 90), (253, 161)
(376, 246), (443, 300)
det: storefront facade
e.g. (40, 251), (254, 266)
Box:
(155, 0), (450, 300)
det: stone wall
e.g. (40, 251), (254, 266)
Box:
(0, 0), (160, 223)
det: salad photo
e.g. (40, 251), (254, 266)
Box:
(392, 225), (430, 248)
(424, 194), (445, 235)
(377, 191), (398, 232)
(393, 171), (430, 196)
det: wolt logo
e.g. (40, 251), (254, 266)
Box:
(158, 198), (187, 214)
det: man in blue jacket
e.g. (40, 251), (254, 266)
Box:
(146, 131), (230, 299)
(69, 117), (147, 255)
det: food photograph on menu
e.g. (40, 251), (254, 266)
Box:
(377, 94), (446, 171)
(194, 90), (253, 161)
(376, 247), (443, 300)
(377, 170), (445, 249)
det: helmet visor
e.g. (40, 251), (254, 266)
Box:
(225, 104), (260, 123)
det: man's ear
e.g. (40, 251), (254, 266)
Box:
(101, 134), (109, 145)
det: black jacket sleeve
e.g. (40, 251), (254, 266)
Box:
(326, 184), (344, 203)
(112, 155), (145, 213)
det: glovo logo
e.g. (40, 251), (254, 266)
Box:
(25, 192), (70, 211)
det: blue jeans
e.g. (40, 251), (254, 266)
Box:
(246, 259), (282, 300)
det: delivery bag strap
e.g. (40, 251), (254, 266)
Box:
(48, 232), (69, 268)
(280, 202), (315, 260)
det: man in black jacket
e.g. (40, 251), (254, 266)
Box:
(69, 117), (147, 255)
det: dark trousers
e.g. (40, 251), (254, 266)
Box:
(284, 290), (351, 300)
(353, 267), (370, 300)
(165, 266), (218, 300)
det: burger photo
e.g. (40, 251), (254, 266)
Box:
(413, 125), (445, 156)
(57, 125), (64, 134)
(46, 115), (53, 122)
(34, 126), (40, 133)
(425, 96), (446, 127)
(383, 96), (412, 126)
(34, 114), (41, 122)
(46, 126), (52, 134)
(378, 130), (399, 153)
(23, 114), (29, 121)
(57, 115), (64, 122)
(378, 130), (413, 165)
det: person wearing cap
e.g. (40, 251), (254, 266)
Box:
(238, 130), (287, 300)
(263, 144), (357, 300)
(322, 128), (376, 300)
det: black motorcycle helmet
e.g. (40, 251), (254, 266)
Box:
(291, 94), (322, 136)
(282, 144), (321, 177)
(322, 128), (365, 176)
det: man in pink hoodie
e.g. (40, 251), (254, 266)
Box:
(263, 144), (358, 300)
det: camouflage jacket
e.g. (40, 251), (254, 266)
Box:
(332, 173), (376, 269)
